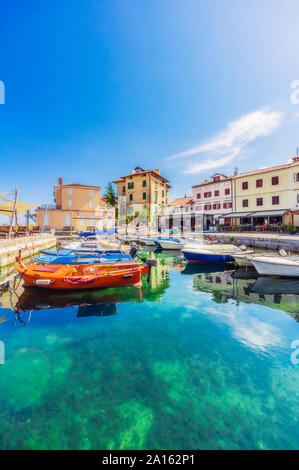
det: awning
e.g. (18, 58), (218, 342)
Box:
(0, 200), (39, 216)
(221, 212), (254, 218)
(250, 210), (288, 218)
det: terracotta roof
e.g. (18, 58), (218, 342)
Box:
(112, 169), (170, 185)
(192, 176), (232, 188)
(232, 161), (299, 179)
(168, 197), (193, 207)
(54, 183), (101, 189)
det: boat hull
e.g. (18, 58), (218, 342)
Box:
(232, 255), (253, 267)
(182, 250), (234, 263)
(17, 263), (147, 290)
(40, 249), (122, 256)
(139, 238), (156, 246)
(155, 240), (182, 250)
(35, 254), (131, 264)
(251, 259), (299, 277)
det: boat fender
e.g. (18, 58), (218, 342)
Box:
(35, 279), (53, 286)
(279, 249), (287, 257)
(240, 245), (247, 251)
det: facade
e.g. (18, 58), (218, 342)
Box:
(160, 197), (194, 233)
(229, 157), (299, 228)
(166, 197), (193, 215)
(36, 178), (114, 231)
(192, 173), (233, 229)
(113, 167), (171, 222)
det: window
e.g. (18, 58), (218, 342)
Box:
(197, 193), (201, 199)
(214, 190), (219, 197)
(129, 194), (133, 201)
(204, 192), (212, 198)
(143, 192), (146, 200)
(80, 214), (86, 226)
(213, 203), (220, 210)
(162, 190), (164, 197)
(155, 192), (158, 202)
(294, 173), (299, 182)
(256, 179), (263, 188)
(272, 176), (279, 185)
(143, 180), (147, 187)
(128, 182), (134, 189)
(242, 199), (249, 207)
(122, 186), (126, 194)
(256, 197), (263, 206)
(242, 182), (248, 190)
(272, 196), (279, 205)
(67, 188), (72, 195)
(204, 204), (212, 210)
(89, 200), (94, 209)
(67, 199), (72, 208)
(223, 202), (232, 209)
(213, 176), (220, 182)
(89, 190), (94, 197)
(225, 188), (230, 195)
(297, 194), (299, 203)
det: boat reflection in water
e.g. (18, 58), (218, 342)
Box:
(190, 266), (299, 320)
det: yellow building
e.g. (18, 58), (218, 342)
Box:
(229, 157), (299, 228)
(36, 178), (103, 231)
(113, 167), (171, 218)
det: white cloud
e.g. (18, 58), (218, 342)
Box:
(166, 109), (283, 174)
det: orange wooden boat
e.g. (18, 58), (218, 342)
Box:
(16, 260), (148, 290)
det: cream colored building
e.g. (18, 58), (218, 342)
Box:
(229, 157), (299, 228)
(36, 178), (114, 231)
(113, 167), (171, 221)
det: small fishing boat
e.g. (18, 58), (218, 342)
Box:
(182, 243), (248, 264)
(16, 261), (148, 290)
(34, 253), (132, 265)
(40, 248), (123, 256)
(139, 237), (157, 246)
(250, 255), (299, 278)
(154, 238), (182, 250)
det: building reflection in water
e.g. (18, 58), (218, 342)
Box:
(190, 266), (299, 321)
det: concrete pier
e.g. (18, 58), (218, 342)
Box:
(210, 232), (299, 252)
(0, 234), (56, 269)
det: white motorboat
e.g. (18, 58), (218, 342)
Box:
(251, 255), (299, 277)
(181, 243), (249, 263)
(154, 238), (182, 250)
(139, 237), (157, 246)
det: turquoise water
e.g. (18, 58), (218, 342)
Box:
(1, 251), (299, 449)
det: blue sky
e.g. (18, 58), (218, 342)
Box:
(1, 0), (299, 208)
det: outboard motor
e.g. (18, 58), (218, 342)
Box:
(145, 258), (158, 282)
(129, 245), (138, 258)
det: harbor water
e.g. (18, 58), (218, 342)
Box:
(1, 249), (299, 449)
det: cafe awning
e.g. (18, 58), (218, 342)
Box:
(221, 212), (254, 218)
(0, 200), (39, 216)
(250, 210), (288, 218)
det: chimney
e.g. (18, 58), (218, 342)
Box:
(154, 169), (160, 175)
(234, 168), (238, 176)
(58, 177), (63, 185)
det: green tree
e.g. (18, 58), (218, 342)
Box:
(105, 182), (117, 206)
